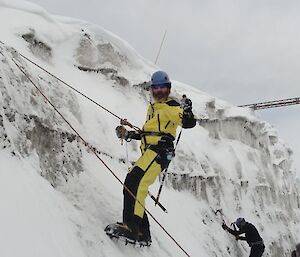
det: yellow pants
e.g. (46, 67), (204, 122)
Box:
(123, 147), (169, 230)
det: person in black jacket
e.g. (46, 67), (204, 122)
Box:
(222, 218), (265, 257)
(291, 243), (300, 257)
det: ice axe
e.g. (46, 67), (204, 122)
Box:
(214, 209), (239, 240)
(214, 208), (225, 223)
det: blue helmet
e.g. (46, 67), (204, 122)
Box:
(235, 218), (246, 228)
(151, 71), (171, 88)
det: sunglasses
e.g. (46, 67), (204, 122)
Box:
(151, 84), (170, 89)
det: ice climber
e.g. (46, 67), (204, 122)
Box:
(105, 70), (197, 246)
(222, 217), (265, 257)
(291, 243), (300, 257)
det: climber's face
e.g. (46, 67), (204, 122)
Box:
(151, 85), (170, 101)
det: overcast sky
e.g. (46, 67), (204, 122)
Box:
(28, 0), (300, 177)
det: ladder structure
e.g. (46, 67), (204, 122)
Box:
(239, 97), (300, 110)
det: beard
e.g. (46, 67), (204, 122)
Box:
(152, 89), (170, 101)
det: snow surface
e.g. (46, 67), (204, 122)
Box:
(0, 1), (299, 257)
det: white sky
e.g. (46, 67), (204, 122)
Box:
(27, 0), (300, 177)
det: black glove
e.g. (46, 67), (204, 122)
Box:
(115, 126), (128, 140)
(182, 97), (193, 113)
(222, 223), (228, 231)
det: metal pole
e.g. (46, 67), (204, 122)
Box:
(154, 129), (183, 205)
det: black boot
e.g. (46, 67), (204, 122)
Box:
(138, 230), (152, 246)
(138, 213), (152, 246)
(105, 222), (139, 244)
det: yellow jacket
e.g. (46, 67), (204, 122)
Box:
(129, 98), (196, 152)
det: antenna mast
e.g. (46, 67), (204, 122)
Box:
(154, 30), (167, 64)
